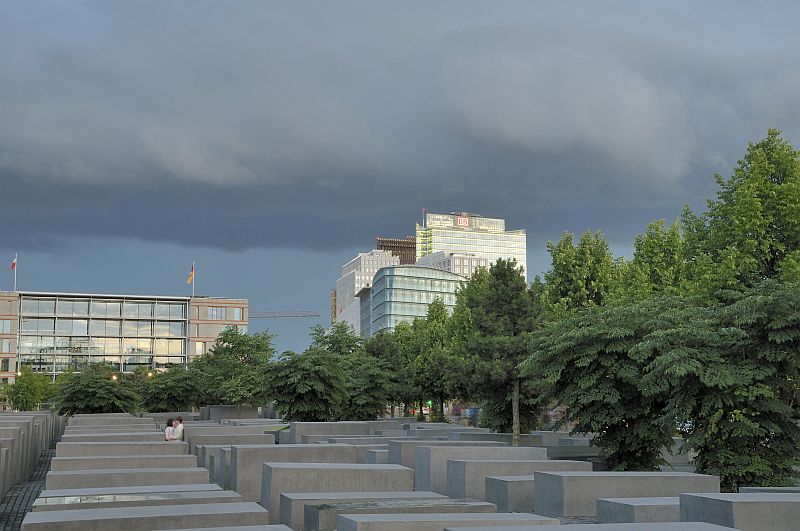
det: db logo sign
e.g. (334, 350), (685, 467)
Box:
(456, 216), (469, 227)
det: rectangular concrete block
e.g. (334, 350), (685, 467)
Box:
(49, 454), (197, 471)
(20, 502), (268, 531)
(447, 432), (545, 446)
(388, 440), (508, 469)
(415, 446), (548, 493)
(229, 444), (361, 502)
(38, 484), (222, 499)
(485, 475), (535, 513)
(170, 527), (291, 531)
(261, 463), (414, 523)
(279, 491), (447, 531)
(335, 512), (559, 530)
(32, 489), (243, 511)
(448, 460), (592, 500)
(365, 449), (388, 464)
(59, 432), (166, 443)
(534, 471), (721, 517)
(598, 497), (680, 523)
(55, 442), (189, 457)
(45, 467), (209, 490)
(188, 433), (275, 455)
(680, 492), (800, 531)
(288, 422), (372, 443)
(307, 499), (496, 531)
(446, 525), (740, 531)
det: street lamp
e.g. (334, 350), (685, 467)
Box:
(111, 374), (118, 381)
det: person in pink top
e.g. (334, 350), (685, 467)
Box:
(165, 418), (178, 441)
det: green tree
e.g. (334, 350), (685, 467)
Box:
(457, 259), (540, 445)
(525, 298), (684, 470)
(7, 366), (52, 411)
(413, 298), (464, 422)
(53, 363), (140, 415)
(190, 327), (275, 407)
(269, 347), (349, 422)
(683, 129), (800, 297)
(341, 349), (391, 420)
(641, 281), (800, 490)
(615, 220), (684, 302)
(141, 367), (201, 412)
(543, 230), (618, 315)
(391, 322), (423, 416)
(310, 322), (363, 357)
(364, 330), (410, 416)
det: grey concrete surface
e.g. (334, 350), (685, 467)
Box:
(485, 475), (535, 513)
(44, 467), (209, 490)
(680, 492), (800, 531)
(229, 444), (361, 502)
(415, 446), (548, 493)
(49, 454), (197, 471)
(55, 442), (189, 457)
(261, 462), (414, 523)
(533, 471), (720, 518)
(279, 491), (447, 530)
(306, 499), (496, 531)
(448, 460), (592, 500)
(388, 440), (508, 469)
(597, 497), (680, 523)
(335, 512), (558, 530)
(20, 502), (268, 530)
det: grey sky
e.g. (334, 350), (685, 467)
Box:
(2, 1), (799, 350)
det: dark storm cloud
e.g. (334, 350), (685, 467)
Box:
(2, 1), (800, 253)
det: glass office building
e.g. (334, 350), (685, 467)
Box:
(416, 212), (527, 279)
(0, 291), (247, 381)
(358, 266), (464, 337)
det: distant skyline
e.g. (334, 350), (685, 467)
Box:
(2, 1), (800, 351)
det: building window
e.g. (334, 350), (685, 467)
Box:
(231, 308), (242, 321)
(1, 339), (10, 352)
(1, 359), (8, 372)
(208, 307), (227, 320)
(0, 320), (10, 334)
(195, 342), (204, 356)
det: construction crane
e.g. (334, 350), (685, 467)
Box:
(249, 310), (320, 319)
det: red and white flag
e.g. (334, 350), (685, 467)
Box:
(10, 255), (16, 271)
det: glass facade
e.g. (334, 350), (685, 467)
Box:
(363, 266), (464, 336)
(416, 213), (527, 278)
(17, 294), (188, 376)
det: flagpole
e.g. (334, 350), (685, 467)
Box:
(191, 261), (195, 298)
(13, 253), (17, 292)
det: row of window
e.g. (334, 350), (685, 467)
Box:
(21, 299), (187, 319)
(20, 354), (185, 373)
(18, 335), (185, 355)
(19, 318), (186, 337)
(207, 307), (243, 320)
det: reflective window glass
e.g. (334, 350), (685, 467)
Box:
(38, 300), (55, 315)
(154, 322), (170, 336)
(169, 322), (185, 337)
(56, 300), (73, 316)
(170, 304), (186, 319)
(123, 320), (137, 336)
(156, 304), (171, 318)
(21, 299), (38, 315)
(137, 321), (152, 337)
(123, 303), (138, 318)
(106, 302), (121, 317)
(137, 303), (153, 318)
(0, 320), (10, 334)
(90, 302), (107, 317)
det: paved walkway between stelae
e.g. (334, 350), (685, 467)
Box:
(0, 448), (54, 531)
